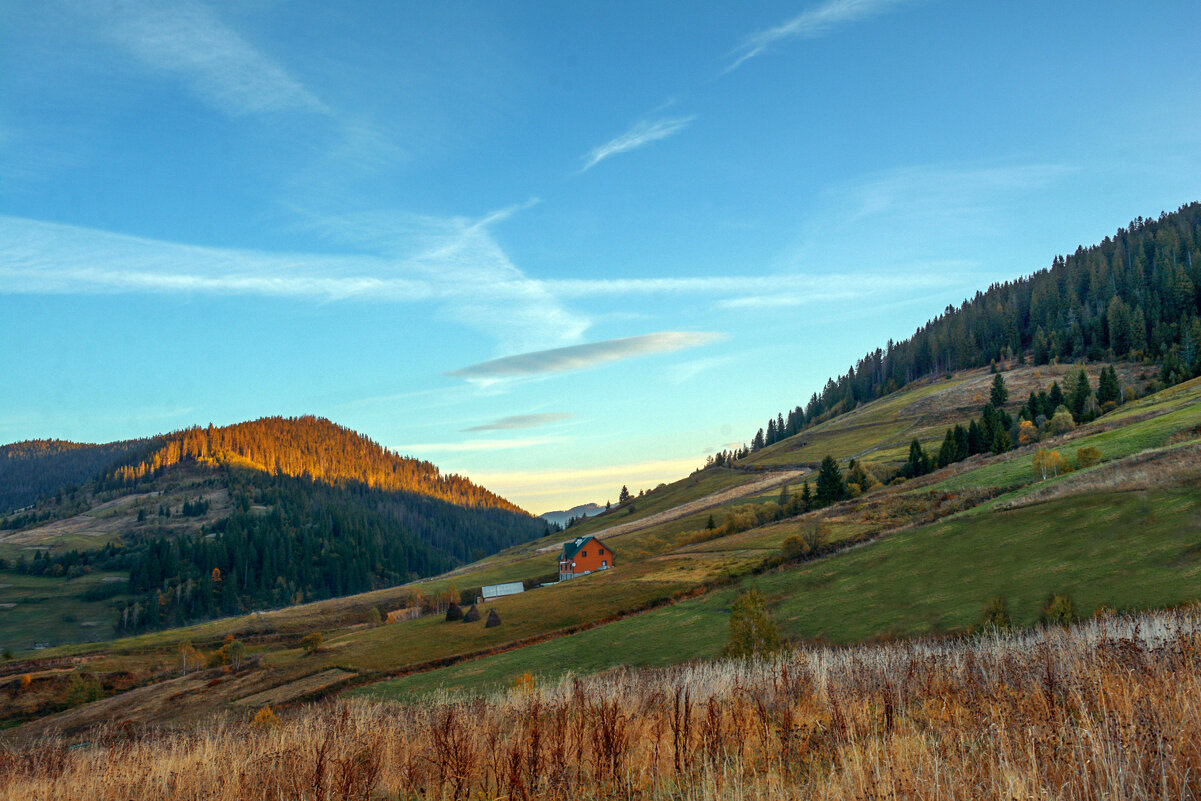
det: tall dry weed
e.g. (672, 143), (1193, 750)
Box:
(2, 611), (1200, 800)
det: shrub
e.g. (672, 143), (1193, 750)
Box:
(723, 590), (784, 659)
(512, 671), (535, 694)
(64, 673), (104, 707)
(300, 633), (323, 654)
(1074, 446), (1102, 469)
(781, 535), (803, 559)
(251, 705), (279, 728)
(802, 520), (827, 553)
(365, 606), (382, 627)
(978, 597), (1012, 631)
(1048, 406), (1076, 435)
(1040, 594), (1076, 627)
(1, 648), (12, 662)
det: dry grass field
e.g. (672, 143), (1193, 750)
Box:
(1, 611), (1198, 800)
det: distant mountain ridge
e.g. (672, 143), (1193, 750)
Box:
(540, 502), (604, 527)
(102, 416), (527, 515)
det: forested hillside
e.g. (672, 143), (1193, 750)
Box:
(103, 416), (524, 513)
(1, 418), (547, 636)
(0, 439), (154, 514)
(9, 463), (548, 634)
(730, 204), (1201, 457)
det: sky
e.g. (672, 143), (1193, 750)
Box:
(2, 0), (1199, 514)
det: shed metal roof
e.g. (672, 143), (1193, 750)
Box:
(481, 582), (524, 599)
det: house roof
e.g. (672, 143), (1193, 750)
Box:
(559, 535), (613, 562)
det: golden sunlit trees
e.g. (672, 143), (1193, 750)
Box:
(1033, 448), (1064, 480)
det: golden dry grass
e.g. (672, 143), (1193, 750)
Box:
(3, 611), (1199, 800)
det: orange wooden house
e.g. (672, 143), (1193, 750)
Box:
(558, 535), (614, 581)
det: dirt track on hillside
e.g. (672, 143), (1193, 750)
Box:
(535, 469), (805, 553)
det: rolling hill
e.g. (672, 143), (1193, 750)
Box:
(0, 417), (546, 646)
(1, 205), (1199, 747)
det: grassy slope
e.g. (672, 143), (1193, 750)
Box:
(742, 363), (1149, 468)
(355, 375), (1201, 699)
(0, 572), (130, 649)
(8, 370), (1196, 730)
(359, 485), (1201, 699)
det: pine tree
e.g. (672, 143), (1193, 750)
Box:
(903, 439), (931, 478)
(815, 456), (847, 506)
(990, 373), (1008, 407)
(1069, 369), (1093, 421)
(953, 425), (969, 461)
(619, 485), (630, 504)
(1097, 365), (1121, 406)
(937, 429), (957, 468)
(800, 482), (813, 512)
(1048, 381), (1065, 411)
(980, 403), (1000, 445)
(967, 419), (985, 455)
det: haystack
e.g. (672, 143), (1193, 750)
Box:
(485, 608), (502, 628)
(445, 602), (463, 622)
(462, 604), (481, 623)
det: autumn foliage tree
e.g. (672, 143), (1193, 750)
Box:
(1032, 448), (1064, 480)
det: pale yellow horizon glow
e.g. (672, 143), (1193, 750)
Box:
(466, 457), (705, 516)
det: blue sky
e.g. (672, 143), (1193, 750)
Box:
(2, 0), (1199, 513)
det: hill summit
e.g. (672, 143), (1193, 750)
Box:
(104, 416), (525, 514)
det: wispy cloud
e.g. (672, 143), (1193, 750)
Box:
(78, 0), (326, 116)
(397, 437), (564, 454)
(834, 163), (1074, 225)
(666, 355), (734, 385)
(0, 202), (585, 355)
(447, 332), (725, 383)
(582, 116), (696, 171)
(463, 413), (576, 432)
(728, 0), (910, 71)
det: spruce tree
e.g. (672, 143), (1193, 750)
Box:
(903, 439), (931, 478)
(1048, 381), (1065, 411)
(990, 373), (1008, 407)
(967, 419), (985, 455)
(800, 482), (813, 512)
(1097, 365), (1121, 406)
(815, 456), (847, 506)
(1069, 369), (1093, 420)
(980, 403), (1000, 445)
(937, 429), (957, 468)
(953, 424), (969, 461)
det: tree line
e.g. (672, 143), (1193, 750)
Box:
(4, 466), (547, 633)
